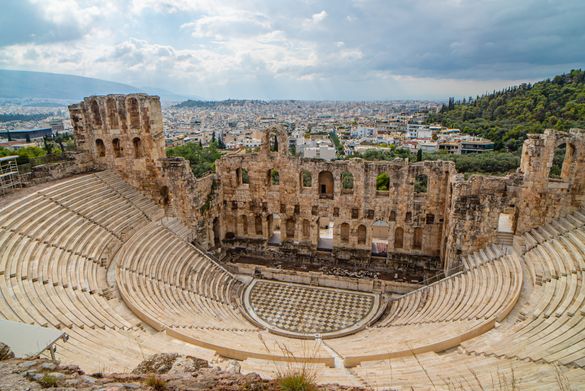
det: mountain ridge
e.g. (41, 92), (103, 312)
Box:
(0, 69), (193, 102)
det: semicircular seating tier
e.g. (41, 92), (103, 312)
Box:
(1, 170), (585, 388)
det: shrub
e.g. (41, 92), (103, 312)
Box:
(144, 374), (167, 391)
(38, 374), (59, 388)
(277, 371), (318, 391)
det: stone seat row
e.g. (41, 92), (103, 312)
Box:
(0, 171), (227, 374)
(523, 210), (585, 251)
(92, 170), (164, 220)
(0, 229), (106, 294)
(115, 220), (336, 366)
(460, 243), (504, 270)
(352, 349), (585, 390)
(379, 253), (522, 326)
(461, 223), (585, 368)
(524, 229), (585, 285)
(116, 223), (242, 305)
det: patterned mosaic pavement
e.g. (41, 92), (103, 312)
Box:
(244, 279), (379, 338)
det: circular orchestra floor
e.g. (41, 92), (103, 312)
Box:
(243, 279), (381, 339)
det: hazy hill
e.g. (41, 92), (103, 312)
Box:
(0, 69), (192, 102)
(428, 69), (585, 150)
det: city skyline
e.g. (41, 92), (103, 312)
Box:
(1, 0), (584, 100)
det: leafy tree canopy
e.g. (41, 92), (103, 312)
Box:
(428, 69), (585, 151)
(166, 141), (222, 178)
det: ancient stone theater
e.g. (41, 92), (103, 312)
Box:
(1, 93), (585, 389)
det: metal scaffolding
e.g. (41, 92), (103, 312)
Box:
(0, 155), (22, 195)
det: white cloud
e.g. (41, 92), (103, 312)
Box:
(302, 10), (328, 29)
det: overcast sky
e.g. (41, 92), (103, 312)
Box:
(1, 0), (583, 100)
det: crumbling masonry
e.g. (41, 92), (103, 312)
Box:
(69, 94), (585, 276)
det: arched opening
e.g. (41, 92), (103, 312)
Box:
(318, 171), (334, 199)
(371, 220), (389, 256)
(212, 217), (220, 248)
(268, 214), (281, 244)
(267, 169), (279, 186)
(394, 227), (404, 249)
(269, 134), (278, 152)
(341, 171), (354, 193)
(106, 98), (118, 128)
(91, 99), (102, 127)
(497, 213), (514, 233)
(286, 218), (295, 239)
(340, 222), (350, 243)
(255, 215), (263, 235)
(549, 143), (575, 180)
(300, 170), (312, 188)
(426, 213), (435, 224)
(317, 217), (333, 250)
(132, 137), (143, 158)
(390, 210), (396, 222)
(413, 227), (423, 250)
(159, 186), (169, 206)
(357, 224), (367, 245)
(405, 211), (412, 223)
(240, 215), (248, 235)
(95, 138), (106, 157)
(376, 172), (390, 191)
(112, 138), (122, 158)
(415, 174), (428, 193)
(302, 219), (310, 240)
(128, 97), (140, 129)
(236, 168), (249, 185)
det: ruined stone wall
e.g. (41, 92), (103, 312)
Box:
(216, 126), (455, 273)
(69, 94), (220, 245)
(159, 158), (220, 247)
(69, 94), (166, 199)
(516, 129), (585, 232)
(69, 95), (585, 276)
(442, 128), (585, 271)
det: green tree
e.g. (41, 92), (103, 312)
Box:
(167, 141), (222, 178)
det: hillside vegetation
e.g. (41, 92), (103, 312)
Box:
(428, 69), (585, 150)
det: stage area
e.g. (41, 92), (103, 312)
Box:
(243, 279), (380, 338)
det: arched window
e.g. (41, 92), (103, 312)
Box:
(241, 215), (248, 235)
(160, 186), (169, 206)
(91, 100), (102, 127)
(357, 225), (367, 244)
(112, 138), (122, 158)
(415, 174), (428, 193)
(340, 223), (350, 243)
(390, 210), (397, 222)
(128, 97), (140, 129)
(426, 213), (435, 224)
(405, 211), (412, 222)
(394, 227), (404, 249)
(302, 219), (310, 239)
(269, 134), (278, 152)
(133, 137), (143, 158)
(300, 170), (312, 187)
(413, 227), (423, 250)
(341, 171), (354, 192)
(255, 216), (263, 235)
(318, 171), (334, 198)
(106, 98), (118, 128)
(376, 172), (390, 191)
(549, 143), (575, 180)
(286, 218), (295, 239)
(371, 220), (389, 256)
(236, 168), (249, 185)
(268, 169), (279, 185)
(95, 138), (106, 157)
